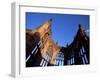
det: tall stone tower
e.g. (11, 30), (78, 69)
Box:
(26, 19), (60, 67)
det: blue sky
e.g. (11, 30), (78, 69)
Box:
(26, 12), (89, 47)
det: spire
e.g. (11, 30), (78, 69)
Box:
(78, 24), (81, 29)
(43, 19), (51, 25)
(56, 41), (58, 45)
(78, 24), (86, 37)
(42, 19), (52, 30)
(78, 24), (85, 31)
(36, 19), (52, 34)
(50, 19), (52, 22)
(66, 43), (69, 47)
(45, 19), (52, 24)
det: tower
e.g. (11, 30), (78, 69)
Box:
(26, 19), (60, 67)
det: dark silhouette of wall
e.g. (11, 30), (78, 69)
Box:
(26, 30), (43, 67)
(61, 24), (89, 65)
